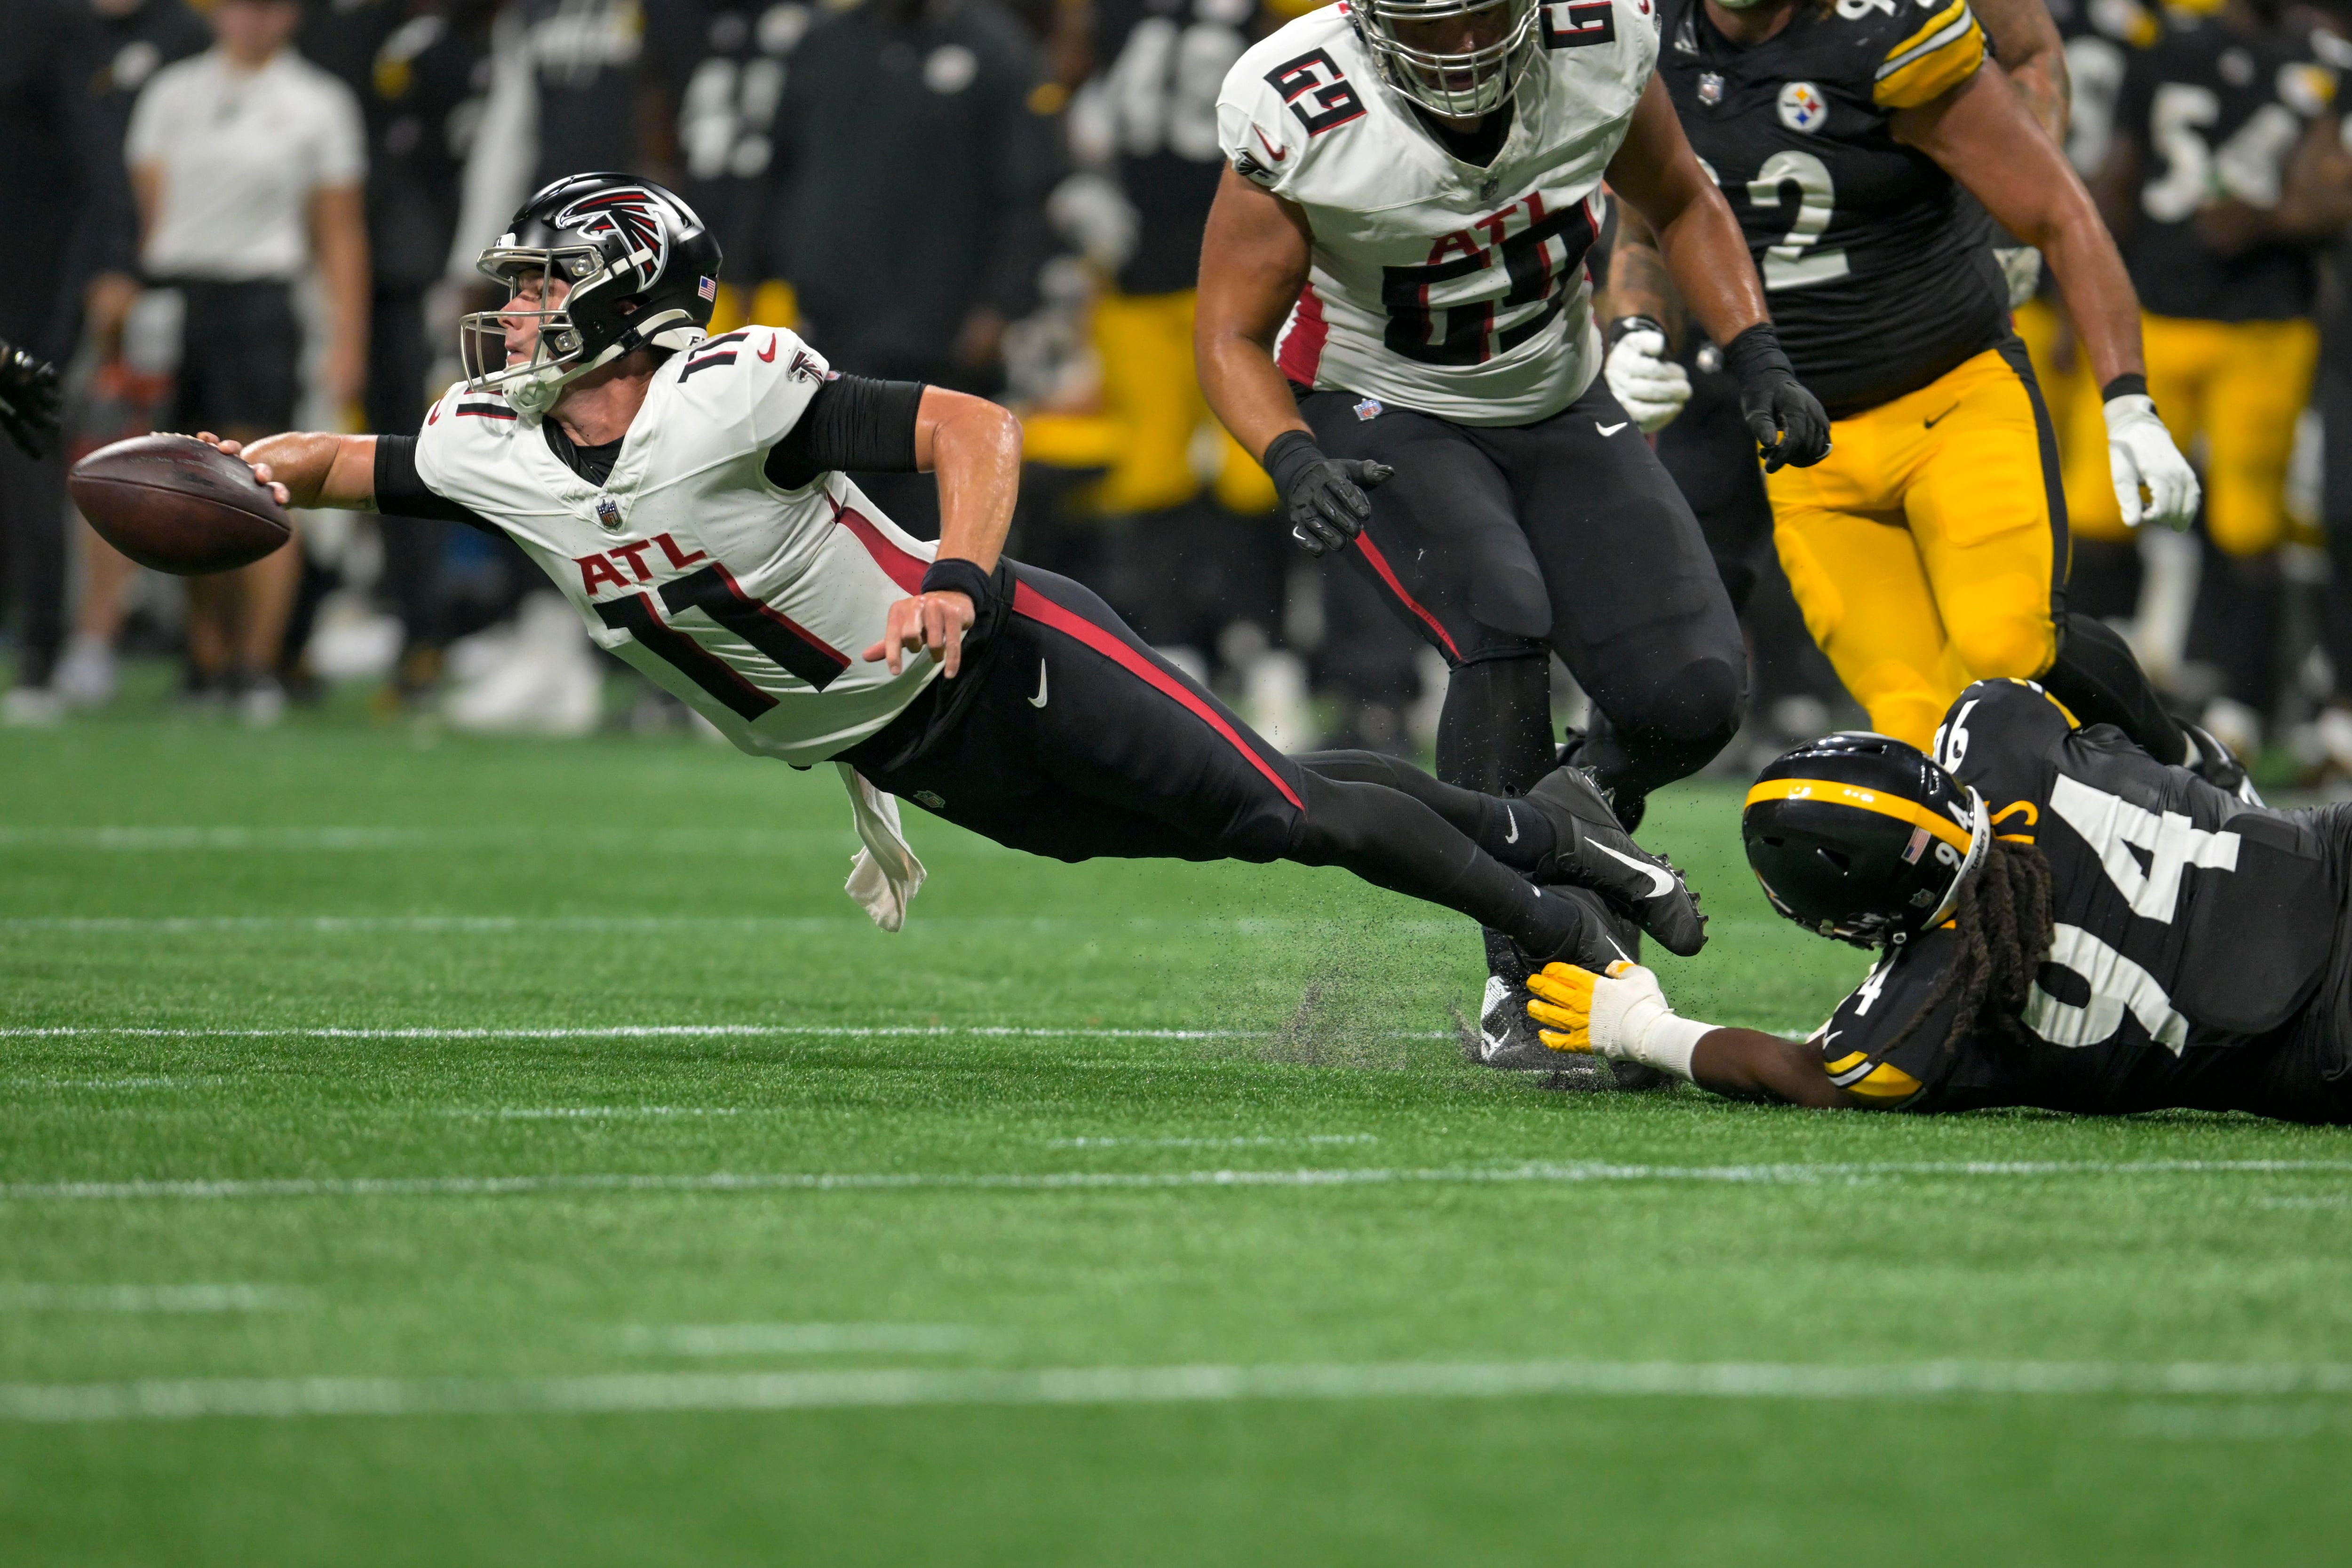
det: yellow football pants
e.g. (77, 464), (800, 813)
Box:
(1088, 288), (1274, 515)
(1767, 344), (2065, 750)
(2059, 312), (2316, 551)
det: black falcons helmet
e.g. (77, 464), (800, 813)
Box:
(1741, 732), (1990, 949)
(460, 173), (722, 414)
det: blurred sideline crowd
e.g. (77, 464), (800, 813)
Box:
(10, 0), (2352, 782)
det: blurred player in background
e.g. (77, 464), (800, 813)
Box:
(1630, 0), (2204, 780)
(1078, 0), (1286, 680)
(127, 0), (370, 723)
(760, 0), (1065, 536)
(302, 0), (499, 706)
(641, 0), (813, 334)
(2010, 0), (2158, 629)
(0, 0), (108, 726)
(1524, 679), (2352, 1125)
(2092, 0), (2352, 763)
(49, 0), (211, 713)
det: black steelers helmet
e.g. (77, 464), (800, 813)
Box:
(1742, 732), (1990, 949)
(461, 173), (722, 415)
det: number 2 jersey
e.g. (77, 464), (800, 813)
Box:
(1812, 679), (2352, 1119)
(1216, 0), (1654, 426)
(1656, 0), (2010, 419)
(399, 332), (944, 764)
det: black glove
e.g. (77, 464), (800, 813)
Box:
(1721, 323), (1829, 473)
(0, 338), (62, 461)
(1263, 429), (1391, 556)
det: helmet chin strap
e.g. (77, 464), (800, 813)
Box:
(502, 310), (705, 417)
(1918, 790), (1993, 935)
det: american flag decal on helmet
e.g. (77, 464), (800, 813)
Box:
(553, 186), (674, 288)
(697, 276), (716, 301)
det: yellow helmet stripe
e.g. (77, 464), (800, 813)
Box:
(1741, 777), (1974, 855)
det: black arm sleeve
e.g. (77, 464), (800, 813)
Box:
(373, 434), (502, 534)
(763, 375), (927, 491)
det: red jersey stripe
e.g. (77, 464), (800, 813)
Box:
(1010, 581), (1304, 812)
(1352, 532), (1462, 661)
(1274, 281), (1328, 386)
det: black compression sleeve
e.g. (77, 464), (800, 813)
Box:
(764, 375), (927, 490)
(373, 435), (502, 533)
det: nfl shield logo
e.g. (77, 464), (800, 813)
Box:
(1778, 81), (1828, 133)
(595, 497), (624, 532)
(1354, 397), (1383, 421)
(1698, 71), (1723, 106)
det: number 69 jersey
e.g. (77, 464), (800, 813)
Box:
(1812, 680), (2347, 1115)
(413, 331), (943, 764)
(1216, 1), (1656, 427)
(1656, 0), (2010, 420)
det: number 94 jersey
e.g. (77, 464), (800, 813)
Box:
(1815, 679), (2350, 1116)
(1216, 1), (1656, 427)
(1656, 0), (2009, 419)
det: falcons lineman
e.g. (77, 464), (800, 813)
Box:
(1195, 0), (1830, 1062)
(207, 173), (1708, 977)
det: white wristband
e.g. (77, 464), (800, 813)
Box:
(1628, 1013), (1712, 1081)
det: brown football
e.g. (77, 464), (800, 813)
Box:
(68, 434), (293, 576)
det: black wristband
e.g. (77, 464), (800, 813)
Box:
(1720, 322), (1794, 388)
(1261, 429), (1327, 506)
(2101, 373), (2149, 402)
(920, 557), (993, 610)
(1607, 314), (1669, 349)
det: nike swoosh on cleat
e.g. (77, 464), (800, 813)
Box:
(1591, 841), (1678, 898)
(1028, 661), (1049, 708)
(1596, 421), (1628, 436)
(1503, 807), (1518, 844)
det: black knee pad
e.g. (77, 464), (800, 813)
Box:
(1595, 654), (1745, 791)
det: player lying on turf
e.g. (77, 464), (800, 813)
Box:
(199, 171), (1703, 971)
(1522, 677), (2352, 1124)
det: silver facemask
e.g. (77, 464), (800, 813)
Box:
(1352, 0), (1542, 120)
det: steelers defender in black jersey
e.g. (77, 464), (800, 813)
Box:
(1617, 0), (2201, 754)
(1522, 678), (2352, 1122)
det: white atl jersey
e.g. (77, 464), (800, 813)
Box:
(1217, 1), (1658, 425)
(414, 329), (942, 765)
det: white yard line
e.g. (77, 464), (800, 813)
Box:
(0, 1284), (310, 1312)
(437, 1108), (744, 1119)
(1049, 1135), (1381, 1148)
(612, 1323), (988, 1356)
(0, 1024), (1264, 1041)
(4, 1358), (2351, 1423)
(3, 1160), (2348, 1204)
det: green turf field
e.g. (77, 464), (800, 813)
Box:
(4, 700), (2351, 1565)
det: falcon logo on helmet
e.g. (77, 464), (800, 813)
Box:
(458, 172), (723, 418)
(1740, 731), (1991, 949)
(552, 186), (673, 290)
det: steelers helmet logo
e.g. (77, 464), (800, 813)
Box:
(1777, 81), (1828, 134)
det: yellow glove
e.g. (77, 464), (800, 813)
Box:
(1525, 959), (1710, 1079)
(1525, 960), (1633, 1052)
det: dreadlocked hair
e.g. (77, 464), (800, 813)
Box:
(1875, 839), (2056, 1062)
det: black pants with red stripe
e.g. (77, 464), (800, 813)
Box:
(1297, 376), (1747, 808)
(839, 563), (1605, 967)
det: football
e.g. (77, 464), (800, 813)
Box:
(67, 433), (293, 576)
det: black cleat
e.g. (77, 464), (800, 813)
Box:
(2180, 719), (2264, 806)
(1525, 765), (1707, 956)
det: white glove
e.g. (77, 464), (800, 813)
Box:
(1524, 960), (1713, 1080)
(2106, 392), (2200, 532)
(1603, 320), (1691, 434)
